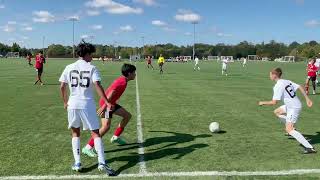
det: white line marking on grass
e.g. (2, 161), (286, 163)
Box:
(3, 169), (320, 179)
(135, 71), (147, 174)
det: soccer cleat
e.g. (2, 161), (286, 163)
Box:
(98, 163), (117, 176)
(72, 163), (82, 172)
(313, 90), (316, 95)
(110, 136), (127, 145)
(82, 147), (97, 157)
(303, 148), (317, 154)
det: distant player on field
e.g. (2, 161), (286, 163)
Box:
(82, 64), (136, 157)
(222, 58), (228, 76)
(193, 56), (200, 71)
(59, 41), (116, 175)
(26, 53), (32, 66)
(305, 58), (318, 95)
(259, 68), (316, 154)
(146, 55), (154, 70)
(242, 57), (247, 67)
(158, 54), (165, 74)
(34, 51), (45, 85)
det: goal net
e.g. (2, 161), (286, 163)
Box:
(208, 56), (220, 61)
(6, 52), (20, 58)
(247, 55), (258, 61)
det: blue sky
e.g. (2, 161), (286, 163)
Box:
(0, 0), (319, 48)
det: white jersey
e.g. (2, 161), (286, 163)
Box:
(315, 58), (320, 68)
(59, 59), (101, 109)
(222, 59), (228, 69)
(272, 79), (301, 109)
(195, 57), (199, 64)
(243, 58), (247, 64)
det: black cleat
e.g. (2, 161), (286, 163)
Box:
(302, 148), (317, 154)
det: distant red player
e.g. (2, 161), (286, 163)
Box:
(146, 55), (154, 69)
(34, 51), (46, 85)
(305, 58), (318, 95)
(82, 63), (136, 157)
(26, 53), (32, 66)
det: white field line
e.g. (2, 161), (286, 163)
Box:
(2, 169), (320, 179)
(135, 71), (147, 174)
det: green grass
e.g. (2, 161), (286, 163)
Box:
(1, 58), (320, 179)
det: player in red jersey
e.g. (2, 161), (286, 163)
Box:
(305, 58), (318, 95)
(34, 51), (46, 85)
(26, 53), (32, 66)
(82, 63), (136, 157)
(146, 55), (154, 69)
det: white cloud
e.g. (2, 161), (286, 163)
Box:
(217, 33), (233, 37)
(133, 0), (157, 6)
(85, 0), (143, 14)
(33, 11), (55, 23)
(0, 4), (5, 9)
(90, 24), (103, 30)
(7, 21), (17, 25)
(87, 9), (100, 16)
(184, 32), (192, 36)
(21, 36), (29, 40)
(67, 15), (80, 21)
(175, 9), (201, 23)
(2, 25), (15, 33)
(152, 20), (167, 26)
(21, 26), (33, 31)
(80, 34), (95, 39)
(305, 19), (320, 27)
(162, 26), (176, 32)
(120, 25), (134, 32)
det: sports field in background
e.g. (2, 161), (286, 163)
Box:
(1, 59), (320, 179)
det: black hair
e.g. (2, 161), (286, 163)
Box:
(122, 63), (136, 77)
(76, 41), (96, 57)
(39, 50), (43, 54)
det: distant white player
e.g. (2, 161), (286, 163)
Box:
(315, 55), (320, 84)
(242, 57), (247, 67)
(259, 68), (316, 154)
(59, 42), (116, 175)
(194, 56), (200, 71)
(222, 58), (228, 76)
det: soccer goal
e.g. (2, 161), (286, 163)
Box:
(247, 55), (258, 61)
(283, 56), (295, 62)
(6, 52), (20, 58)
(182, 56), (192, 62)
(208, 56), (220, 61)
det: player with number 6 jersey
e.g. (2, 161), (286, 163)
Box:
(258, 68), (316, 154)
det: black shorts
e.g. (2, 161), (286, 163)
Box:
(104, 104), (122, 119)
(308, 76), (316, 81)
(36, 68), (43, 75)
(159, 62), (164, 66)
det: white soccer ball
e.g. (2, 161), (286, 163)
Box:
(209, 122), (220, 133)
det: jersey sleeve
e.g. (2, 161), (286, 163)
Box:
(59, 68), (68, 83)
(272, 84), (283, 100)
(291, 81), (300, 91)
(92, 67), (102, 82)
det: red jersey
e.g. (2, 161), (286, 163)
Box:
(99, 76), (128, 107)
(35, 55), (45, 69)
(307, 63), (318, 77)
(147, 58), (151, 64)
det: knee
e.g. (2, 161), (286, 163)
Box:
(124, 112), (132, 121)
(286, 126), (294, 134)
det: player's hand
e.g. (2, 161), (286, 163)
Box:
(97, 106), (106, 117)
(63, 103), (68, 110)
(306, 99), (313, 107)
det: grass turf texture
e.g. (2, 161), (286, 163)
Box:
(1, 58), (320, 178)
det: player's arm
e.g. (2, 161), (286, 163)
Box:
(258, 100), (278, 106)
(60, 82), (68, 109)
(94, 81), (112, 117)
(297, 85), (313, 107)
(97, 90), (116, 117)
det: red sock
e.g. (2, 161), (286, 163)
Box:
(88, 137), (94, 148)
(114, 127), (124, 137)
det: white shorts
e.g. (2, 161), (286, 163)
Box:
(222, 64), (227, 70)
(279, 105), (301, 124)
(67, 108), (100, 130)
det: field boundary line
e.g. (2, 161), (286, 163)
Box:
(135, 71), (147, 174)
(2, 169), (320, 179)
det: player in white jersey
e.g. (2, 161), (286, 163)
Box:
(59, 42), (117, 175)
(193, 56), (200, 71)
(242, 58), (247, 67)
(315, 56), (320, 84)
(222, 58), (228, 76)
(259, 68), (316, 154)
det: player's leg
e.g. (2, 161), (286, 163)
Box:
(68, 109), (82, 171)
(151, 64), (154, 70)
(274, 105), (287, 124)
(311, 77), (316, 94)
(111, 106), (132, 145)
(285, 109), (316, 153)
(305, 77), (310, 94)
(38, 68), (43, 85)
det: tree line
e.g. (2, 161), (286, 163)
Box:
(1, 40), (320, 61)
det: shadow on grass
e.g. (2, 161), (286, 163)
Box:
(303, 132), (320, 145)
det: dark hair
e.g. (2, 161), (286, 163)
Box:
(122, 63), (136, 77)
(39, 51), (43, 54)
(271, 68), (282, 77)
(76, 41), (96, 57)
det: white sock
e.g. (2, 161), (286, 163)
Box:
(94, 137), (106, 164)
(277, 115), (287, 124)
(289, 130), (313, 148)
(72, 137), (80, 164)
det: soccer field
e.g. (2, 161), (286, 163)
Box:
(1, 59), (320, 179)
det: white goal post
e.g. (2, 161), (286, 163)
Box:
(247, 55), (258, 61)
(275, 56), (295, 62)
(6, 52), (20, 58)
(221, 56), (233, 62)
